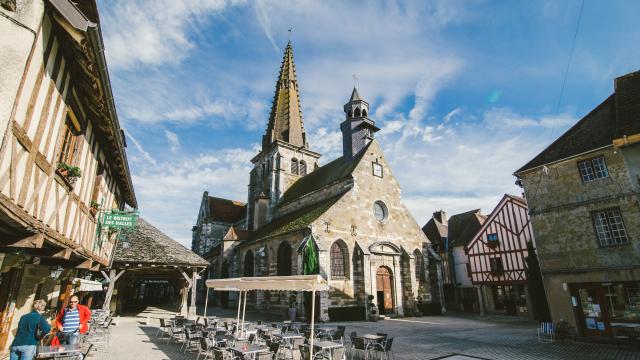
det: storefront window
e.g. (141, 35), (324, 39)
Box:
(605, 282), (640, 323)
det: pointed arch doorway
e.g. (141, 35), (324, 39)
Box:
(376, 266), (394, 314)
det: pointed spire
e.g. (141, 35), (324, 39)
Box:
(262, 42), (307, 150)
(349, 87), (362, 102)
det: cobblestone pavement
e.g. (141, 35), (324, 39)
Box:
(104, 307), (640, 360)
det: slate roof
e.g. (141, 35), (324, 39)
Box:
(209, 196), (246, 223)
(516, 70), (640, 173)
(448, 209), (486, 248)
(250, 193), (345, 242)
(113, 218), (209, 267)
(279, 143), (369, 205)
(422, 217), (448, 251)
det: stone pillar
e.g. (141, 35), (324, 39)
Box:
(392, 256), (404, 316)
(317, 249), (330, 322)
(362, 255), (372, 320)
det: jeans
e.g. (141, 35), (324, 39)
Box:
(58, 331), (79, 345)
(9, 345), (37, 360)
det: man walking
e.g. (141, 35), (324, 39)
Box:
(55, 295), (91, 344)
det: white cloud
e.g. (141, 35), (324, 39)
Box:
(484, 107), (576, 129)
(443, 107), (463, 123)
(254, 0), (280, 54)
(131, 147), (254, 245)
(164, 130), (180, 154)
(124, 130), (156, 166)
(99, 0), (243, 70)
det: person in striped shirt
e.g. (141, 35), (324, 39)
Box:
(55, 295), (91, 345)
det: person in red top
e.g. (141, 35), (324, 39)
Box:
(55, 295), (91, 344)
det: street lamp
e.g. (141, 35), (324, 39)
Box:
(49, 266), (63, 279)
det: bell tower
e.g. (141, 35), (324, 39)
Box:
(341, 87), (379, 161)
(247, 42), (321, 230)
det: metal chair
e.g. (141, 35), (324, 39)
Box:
(197, 337), (213, 360)
(372, 337), (394, 360)
(156, 318), (170, 337)
(182, 328), (203, 353)
(538, 322), (555, 343)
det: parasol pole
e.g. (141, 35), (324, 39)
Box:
(236, 290), (242, 336)
(241, 290), (247, 337)
(309, 289), (316, 360)
(204, 287), (209, 317)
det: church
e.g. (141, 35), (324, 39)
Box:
(193, 42), (436, 321)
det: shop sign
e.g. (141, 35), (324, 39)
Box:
(102, 212), (137, 228)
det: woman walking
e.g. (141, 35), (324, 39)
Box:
(9, 299), (51, 360)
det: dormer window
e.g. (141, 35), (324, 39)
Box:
(578, 156), (609, 182)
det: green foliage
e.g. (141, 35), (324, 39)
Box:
(90, 200), (100, 209)
(525, 241), (551, 322)
(57, 162), (82, 178)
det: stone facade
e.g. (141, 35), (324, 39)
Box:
(515, 70), (640, 338)
(203, 42), (434, 322)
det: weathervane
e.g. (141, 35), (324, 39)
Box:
(288, 27), (293, 42)
(352, 73), (358, 87)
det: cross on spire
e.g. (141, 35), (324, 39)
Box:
(352, 74), (358, 87)
(288, 27), (293, 42)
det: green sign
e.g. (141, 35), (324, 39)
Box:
(102, 212), (137, 228)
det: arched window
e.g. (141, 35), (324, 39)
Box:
(291, 158), (299, 175)
(414, 249), (422, 280)
(354, 108), (361, 117)
(299, 160), (307, 176)
(277, 242), (292, 276)
(362, 109), (367, 117)
(330, 241), (348, 279)
(243, 250), (254, 277)
(347, 110), (353, 118)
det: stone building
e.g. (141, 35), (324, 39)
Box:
(423, 210), (486, 313)
(0, 0), (136, 352)
(192, 192), (246, 256)
(514, 70), (640, 339)
(465, 194), (535, 317)
(201, 42), (433, 321)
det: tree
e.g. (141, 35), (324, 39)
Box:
(525, 241), (551, 322)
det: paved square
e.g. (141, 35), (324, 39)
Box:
(103, 307), (640, 360)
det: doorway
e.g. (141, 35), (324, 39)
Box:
(376, 267), (394, 315)
(572, 285), (610, 337)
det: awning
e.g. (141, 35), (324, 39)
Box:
(205, 275), (328, 292)
(73, 278), (104, 292)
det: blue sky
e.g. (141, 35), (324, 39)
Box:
(96, 0), (640, 246)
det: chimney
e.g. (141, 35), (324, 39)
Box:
(433, 210), (447, 224)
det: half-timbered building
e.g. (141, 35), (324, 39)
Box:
(0, 0), (136, 352)
(465, 194), (534, 316)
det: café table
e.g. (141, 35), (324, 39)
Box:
(231, 344), (268, 359)
(36, 344), (82, 359)
(361, 334), (385, 349)
(313, 339), (344, 357)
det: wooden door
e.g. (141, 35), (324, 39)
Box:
(574, 285), (610, 337)
(376, 267), (394, 313)
(0, 267), (24, 349)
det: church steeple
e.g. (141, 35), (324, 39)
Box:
(262, 42), (307, 150)
(341, 87), (379, 161)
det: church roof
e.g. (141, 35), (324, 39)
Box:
(113, 218), (209, 267)
(223, 226), (250, 241)
(422, 218), (448, 251)
(349, 87), (362, 102)
(208, 196), (246, 223)
(279, 142), (370, 205)
(262, 42), (307, 149)
(250, 193), (344, 242)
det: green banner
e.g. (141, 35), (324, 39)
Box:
(102, 212), (138, 228)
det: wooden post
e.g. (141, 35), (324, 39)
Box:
(241, 290), (247, 336)
(102, 269), (125, 311)
(189, 269), (197, 317)
(235, 290), (242, 336)
(204, 287), (209, 317)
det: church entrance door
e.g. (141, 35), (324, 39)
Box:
(376, 266), (394, 314)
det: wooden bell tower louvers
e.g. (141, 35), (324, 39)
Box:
(0, 0), (136, 271)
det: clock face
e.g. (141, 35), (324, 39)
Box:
(372, 162), (383, 178)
